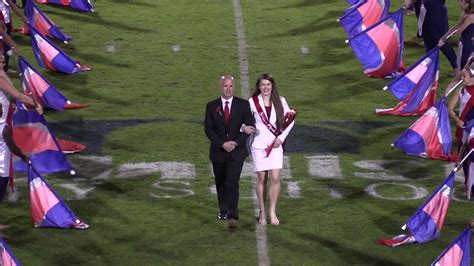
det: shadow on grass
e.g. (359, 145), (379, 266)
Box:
(280, 0), (337, 8)
(280, 229), (403, 265)
(108, 0), (158, 8)
(270, 10), (344, 38)
(45, 9), (152, 33)
(49, 118), (175, 154)
(286, 121), (395, 154)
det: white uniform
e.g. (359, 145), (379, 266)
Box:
(249, 95), (294, 172)
(0, 123), (11, 177)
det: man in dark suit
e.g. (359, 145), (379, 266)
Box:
(204, 75), (254, 231)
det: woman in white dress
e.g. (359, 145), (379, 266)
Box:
(245, 73), (295, 225)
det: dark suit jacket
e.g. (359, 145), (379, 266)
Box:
(204, 97), (254, 163)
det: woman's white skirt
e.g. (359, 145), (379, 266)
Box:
(251, 146), (283, 172)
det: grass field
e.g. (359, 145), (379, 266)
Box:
(1, 0), (472, 265)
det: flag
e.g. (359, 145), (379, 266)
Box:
(347, 8), (404, 78)
(391, 98), (452, 161)
(12, 101), (73, 174)
(431, 226), (471, 266)
(35, 0), (94, 12)
(339, 0), (390, 38)
(30, 26), (91, 74)
(378, 171), (455, 246)
(0, 238), (20, 266)
(376, 48), (439, 116)
(19, 56), (88, 111)
(28, 165), (89, 229)
(346, 0), (360, 6)
(24, 0), (71, 43)
(404, 171), (455, 242)
(56, 138), (86, 153)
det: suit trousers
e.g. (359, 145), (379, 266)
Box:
(212, 156), (244, 219)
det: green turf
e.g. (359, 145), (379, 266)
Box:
(1, 0), (472, 265)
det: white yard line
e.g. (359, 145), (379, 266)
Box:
(233, 0), (251, 99)
(232, 1), (270, 265)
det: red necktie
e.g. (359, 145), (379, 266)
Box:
(224, 101), (230, 125)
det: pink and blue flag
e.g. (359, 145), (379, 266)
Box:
(29, 165), (89, 229)
(347, 8), (404, 78)
(346, 0), (360, 6)
(30, 26), (90, 74)
(12, 101), (73, 174)
(339, 0), (390, 38)
(0, 239), (20, 266)
(35, 0), (94, 12)
(378, 171), (455, 246)
(431, 225), (471, 266)
(391, 98), (452, 161)
(376, 48), (440, 116)
(403, 171), (455, 243)
(24, 0), (71, 43)
(19, 56), (88, 111)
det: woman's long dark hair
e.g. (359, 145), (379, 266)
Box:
(464, 0), (474, 12)
(251, 73), (284, 130)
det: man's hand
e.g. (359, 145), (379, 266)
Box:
(223, 141), (238, 152)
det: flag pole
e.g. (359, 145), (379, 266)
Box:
(444, 80), (463, 97)
(445, 29), (458, 41)
(454, 149), (474, 172)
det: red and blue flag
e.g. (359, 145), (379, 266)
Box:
(339, 0), (390, 38)
(378, 171), (455, 246)
(24, 0), (71, 43)
(391, 98), (452, 161)
(0, 239), (20, 266)
(35, 0), (94, 12)
(347, 8), (404, 78)
(30, 26), (90, 74)
(29, 165), (89, 229)
(376, 48), (439, 116)
(431, 225), (471, 266)
(12, 101), (73, 174)
(19, 56), (88, 111)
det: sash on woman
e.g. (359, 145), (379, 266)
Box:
(252, 95), (297, 157)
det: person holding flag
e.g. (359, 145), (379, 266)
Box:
(404, 0), (460, 76)
(438, 0), (474, 70)
(448, 60), (474, 147)
(0, 0), (27, 73)
(244, 73), (296, 226)
(448, 62), (474, 197)
(0, 101), (29, 202)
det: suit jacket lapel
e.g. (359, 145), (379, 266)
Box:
(228, 99), (237, 126)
